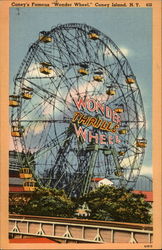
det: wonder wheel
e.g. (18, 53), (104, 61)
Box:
(10, 23), (147, 197)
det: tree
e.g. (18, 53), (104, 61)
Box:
(77, 185), (152, 224)
(9, 194), (31, 214)
(10, 187), (75, 218)
(9, 186), (152, 224)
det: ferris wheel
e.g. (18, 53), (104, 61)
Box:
(10, 23), (147, 197)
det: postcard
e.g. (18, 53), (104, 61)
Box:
(0, 0), (161, 249)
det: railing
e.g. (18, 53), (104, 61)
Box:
(9, 215), (153, 243)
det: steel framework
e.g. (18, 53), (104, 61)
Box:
(10, 23), (147, 197)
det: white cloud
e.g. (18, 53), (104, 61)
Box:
(120, 155), (152, 177)
(104, 46), (132, 57)
(104, 47), (116, 56)
(34, 123), (46, 134)
(42, 103), (54, 116)
(24, 123), (47, 136)
(120, 155), (135, 168)
(66, 80), (112, 105)
(120, 47), (130, 57)
(140, 165), (152, 177)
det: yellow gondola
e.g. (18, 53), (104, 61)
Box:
(88, 30), (100, 40)
(118, 151), (125, 156)
(19, 168), (32, 179)
(93, 75), (103, 82)
(22, 87), (33, 99)
(9, 95), (20, 107)
(40, 62), (52, 75)
(39, 31), (52, 43)
(78, 68), (89, 75)
(23, 179), (36, 192)
(114, 170), (124, 177)
(118, 129), (128, 135)
(136, 139), (147, 148)
(114, 107), (124, 113)
(106, 89), (116, 96)
(39, 35), (52, 43)
(11, 126), (24, 137)
(126, 77), (136, 84)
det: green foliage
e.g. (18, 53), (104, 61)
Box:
(10, 187), (75, 217)
(78, 185), (152, 224)
(9, 186), (152, 224)
(9, 195), (30, 214)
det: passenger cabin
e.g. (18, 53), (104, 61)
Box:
(19, 167), (32, 179)
(106, 87), (116, 96)
(93, 69), (103, 82)
(88, 30), (100, 40)
(114, 169), (124, 177)
(23, 179), (36, 192)
(11, 126), (24, 137)
(78, 68), (88, 75)
(39, 31), (52, 43)
(9, 95), (20, 107)
(40, 62), (52, 75)
(78, 63), (89, 75)
(118, 146), (127, 156)
(136, 139), (147, 148)
(118, 128), (128, 135)
(114, 104), (124, 113)
(93, 75), (103, 82)
(126, 77), (136, 84)
(118, 151), (125, 156)
(22, 87), (33, 99)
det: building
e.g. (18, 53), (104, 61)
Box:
(91, 177), (114, 191)
(132, 190), (153, 205)
(9, 150), (36, 193)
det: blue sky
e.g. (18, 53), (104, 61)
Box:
(10, 7), (152, 177)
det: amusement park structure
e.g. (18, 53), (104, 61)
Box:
(9, 23), (147, 197)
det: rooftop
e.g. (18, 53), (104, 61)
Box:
(9, 186), (24, 192)
(9, 237), (57, 243)
(91, 177), (104, 182)
(132, 190), (153, 202)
